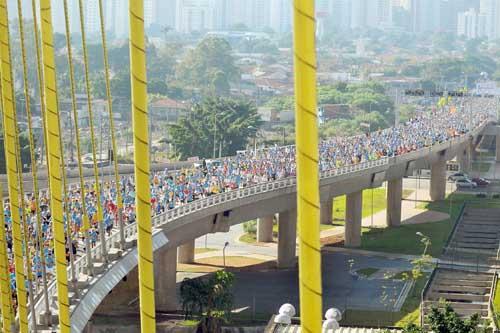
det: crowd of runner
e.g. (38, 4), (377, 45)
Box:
(1, 97), (497, 301)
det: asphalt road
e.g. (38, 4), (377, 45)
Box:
(227, 252), (411, 315)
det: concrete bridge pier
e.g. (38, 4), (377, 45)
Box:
(344, 190), (362, 248)
(154, 246), (178, 312)
(320, 199), (333, 225)
(457, 147), (470, 172)
(386, 178), (402, 227)
(277, 209), (297, 269)
(430, 157), (447, 201)
(257, 215), (274, 242)
(178, 240), (195, 264)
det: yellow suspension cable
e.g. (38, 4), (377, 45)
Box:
(15, 0), (48, 329)
(0, 1), (29, 331)
(38, 0), (71, 331)
(98, 0), (125, 248)
(13, 84), (37, 333)
(77, 0), (107, 261)
(129, 1), (156, 332)
(0, 177), (13, 333)
(30, 0), (52, 317)
(56, 100), (78, 285)
(61, 0), (94, 275)
(292, 1), (322, 332)
(0, 191), (12, 333)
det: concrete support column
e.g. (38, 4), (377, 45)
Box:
(430, 157), (446, 201)
(386, 178), (403, 227)
(470, 137), (478, 161)
(457, 148), (469, 173)
(257, 215), (274, 242)
(154, 247), (177, 312)
(496, 135), (500, 162)
(320, 199), (333, 225)
(345, 191), (362, 248)
(277, 209), (297, 269)
(178, 239), (195, 264)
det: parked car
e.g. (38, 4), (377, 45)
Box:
(472, 177), (490, 186)
(448, 172), (468, 181)
(455, 179), (477, 189)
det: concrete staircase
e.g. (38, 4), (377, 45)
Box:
(443, 208), (500, 267)
(448, 208), (500, 255)
(422, 268), (493, 322)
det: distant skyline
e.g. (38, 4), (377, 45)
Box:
(4, 0), (500, 42)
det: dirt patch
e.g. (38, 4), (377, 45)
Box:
(178, 256), (276, 274)
(320, 233), (344, 247)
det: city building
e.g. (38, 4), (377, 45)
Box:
(329, 0), (351, 31)
(269, 0), (292, 34)
(479, 0), (500, 39)
(153, 0), (177, 30)
(350, 0), (392, 30)
(457, 8), (481, 39)
(150, 98), (189, 123)
(104, 0), (129, 38)
(175, 0), (213, 33)
(410, 0), (441, 33)
(225, 0), (270, 31)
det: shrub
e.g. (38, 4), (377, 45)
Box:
(243, 220), (257, 234)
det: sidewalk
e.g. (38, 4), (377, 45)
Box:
(361, 189), (449, 228)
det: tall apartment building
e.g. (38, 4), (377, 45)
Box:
(457, 8), (486, 39)
(480, 0), (500, 39)
(350, 0), (392, 29)
(225, 0), (269, 31)
(269, 0), (292, 33)
(175, 0), (213, 33)
(410, 0), (441, 33)
(330, 0), (351, 31)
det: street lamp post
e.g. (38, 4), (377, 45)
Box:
(247, 125), (258, 155)
(223, 241), (229, 269)
(416, 232), (430, 256)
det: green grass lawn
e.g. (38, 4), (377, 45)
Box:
(239, 233), (257, 243)
(195, 248), (217, 254)
(471, 161), (492, 173)
(332, 188), (413, 225)
(356, 267), (379, 278)
(179, 320), (199, 327)
(239, 223), (334, 244)
(493, 278), (500, 328)
(359, 193), (500, 257)
(341, 274), (428, 327)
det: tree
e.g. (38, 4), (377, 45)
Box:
(236, 38), (279, 55)
(148, 79), (169, 95)
(427, 303), (488, 333)
(265, 95), (294, 112)
(169, 97), (262, 159)
(176, 37), (239, 94)
(397, 304), (489, 333)
(0, 132), (35, 173)
(317, 86), (345, 104)
(399, 105), (418, 122)
(111, 70), (132, 99)
(353, 111), (389, 131)
(180, 271), (235, 333)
